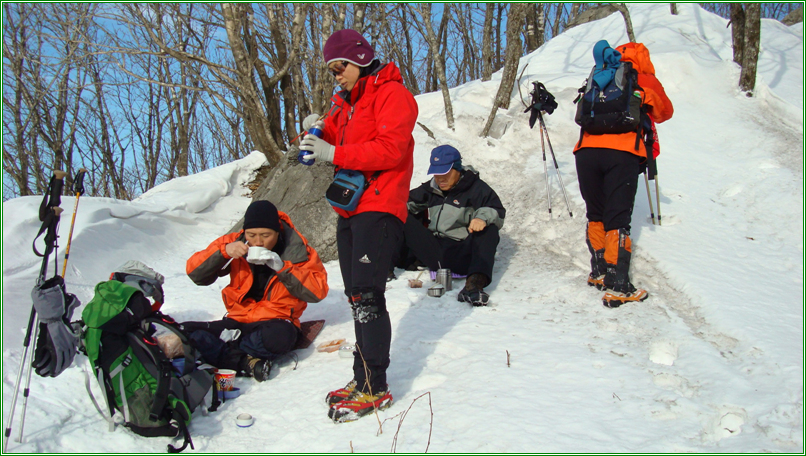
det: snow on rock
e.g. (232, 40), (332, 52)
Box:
(2, 5), (801, 454)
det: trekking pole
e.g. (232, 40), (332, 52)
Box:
(539, 119), (552, 217)
(644, 171), (656, 225)
(61, 169), (87, 277)
(655, 175), (662, 226)
(4, 170), (66, 452)
(537, 111), (573, 218)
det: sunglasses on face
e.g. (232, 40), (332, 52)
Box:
(328, 61), (349, 77)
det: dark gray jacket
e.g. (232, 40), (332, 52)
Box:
(407, 167), (505, 241)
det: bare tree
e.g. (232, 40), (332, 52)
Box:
(536, 4), (547, 49)
(481, 3), (526, 137)
(524, 5), (539, 53)
(481, 3), (495, 81)
(730, 3), (747, 65)
(551, 4), (567, 38)
(352, 3), (367, 33)
(414, 4), (455, 130)
(612, 3), (637, 43)
(739, 3), (761, 94)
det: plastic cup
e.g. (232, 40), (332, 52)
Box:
(247, 246), (270, 264)
(214, 369), (236, 391)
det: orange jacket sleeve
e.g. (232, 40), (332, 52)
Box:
(186, 232), (241, 286)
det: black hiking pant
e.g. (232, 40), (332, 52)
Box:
(336, 211), (403, 393)
(185, 318), (299, 372)
(397, 213), (499, 284)
(575, 148), (641, 232)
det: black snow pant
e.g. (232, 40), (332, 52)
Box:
(574, 147), (641, 232)
(336, 211), (403, 393)
(575, 147), (642, 291)
(397, 213), (499, 285)
(185, 318), (299, 373)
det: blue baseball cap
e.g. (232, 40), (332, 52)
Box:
(427, 145), (462, 176)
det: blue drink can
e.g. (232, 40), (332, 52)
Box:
(298, 125), (323, 166)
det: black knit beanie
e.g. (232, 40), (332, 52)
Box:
(243, 200), (281, 232)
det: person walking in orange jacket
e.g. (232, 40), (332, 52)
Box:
(184, 200), (328, 381)
(574, 41), (673, 308)
(299, 29), (418, 423)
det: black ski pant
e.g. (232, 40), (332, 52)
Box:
(185, 318), (299, 372)
(574, 148), (641, 232)
(397, 213), (499, 284)
(336, 211), (403, 393)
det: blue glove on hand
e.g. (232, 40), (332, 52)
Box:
(300, 134), (336, 163)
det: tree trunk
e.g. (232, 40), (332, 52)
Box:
(612, 3), (636, 43)
(482, 3), (495, 81)
(670, 4), (678, 15)
(740, 3), (761, 94)
(536, 3), (546, 49)
(416, 4), (455, 130)
(353, 3), (367, 33)
(221, 3), (283, 167)
(480, 3), (526, 137)
(524, 5), (538, 53)
(552, 4), (565, 38)
(570, 3), (581, 23)
(495, 4), (504, 70)
(730, 3), (746, 65)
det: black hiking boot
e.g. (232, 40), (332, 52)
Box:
(457, 273), (491, 307)
(242, 355), (272, 382)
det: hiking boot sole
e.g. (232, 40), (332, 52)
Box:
(602, 289), (649, 308)
(587, 275), (609, 291)
(328, 396), (393, 423)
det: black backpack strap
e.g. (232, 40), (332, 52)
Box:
(150, 357), (173, 422)
(127, 331), (173, 422)
(166, 408), (194, 453)
(208, 377), (221, 413)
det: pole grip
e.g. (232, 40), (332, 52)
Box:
(73, 169), (87, 195)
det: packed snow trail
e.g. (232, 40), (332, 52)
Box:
(3, 4), (801, 453)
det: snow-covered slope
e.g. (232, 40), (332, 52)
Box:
(3, 4), (802, 453)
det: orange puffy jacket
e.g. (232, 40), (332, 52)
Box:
(574, 42), (673, 158)
(186, 212), (328, 328)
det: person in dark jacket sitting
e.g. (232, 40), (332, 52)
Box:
(399, 145), (505, 306)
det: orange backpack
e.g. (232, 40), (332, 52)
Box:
(616, 42), (656, 75)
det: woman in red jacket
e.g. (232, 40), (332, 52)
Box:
(185, 200), (328, 382)
(574, 42), (673, 309)
(300, 29), (418, 423)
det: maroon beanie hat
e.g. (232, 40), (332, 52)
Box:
(323, 29), (375, 67)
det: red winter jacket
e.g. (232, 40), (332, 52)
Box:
(186, 212), (328, 328)
(321, 62), (418, 222)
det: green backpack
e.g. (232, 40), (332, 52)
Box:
(81, 280), (217, 453)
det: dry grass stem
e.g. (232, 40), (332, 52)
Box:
(354, 344), (383, 432)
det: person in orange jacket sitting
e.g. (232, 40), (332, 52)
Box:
(184, 200), (328, 381)
(574, 41), (673, 308)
